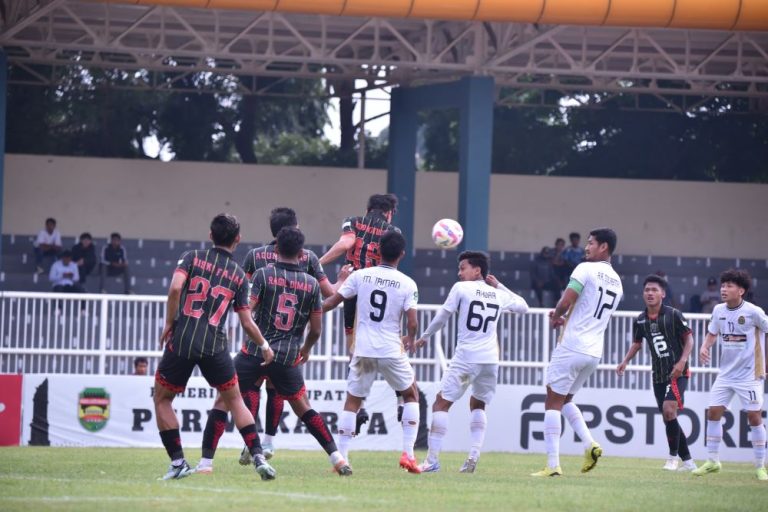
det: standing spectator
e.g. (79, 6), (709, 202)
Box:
(33, 217), (63, 274)
(100, 232), (132, 294)
(561, 232), (585, 274)
(700, 277), (722, 314)
(71, 233), (97, 287)
(530, 247), (558, 307)
(551, 238), (569, 291)
(49, 250), (84, 293)
(133, 357), (149, 376)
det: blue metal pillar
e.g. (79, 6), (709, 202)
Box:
(0, 50), (6, 272)
(387, 87), (417, 274)
(458, 76), (494, 252)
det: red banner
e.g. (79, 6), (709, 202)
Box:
(0, 374), (23, 446)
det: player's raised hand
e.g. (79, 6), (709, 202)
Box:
(485, 274), (499, 288)
(260, 345), (274, 366)
(337, 264), (354, 282)
(616, 362), (627, 376)
(699, 345), (710, 365)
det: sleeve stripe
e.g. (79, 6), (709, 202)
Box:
(174, 269), (188, 278)
(234, 305), (249, 312)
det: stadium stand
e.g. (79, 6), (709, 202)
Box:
(1, 233), (766, 310)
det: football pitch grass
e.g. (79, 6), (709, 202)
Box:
(0, 448), (764, 511)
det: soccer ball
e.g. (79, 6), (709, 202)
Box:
(431, 219), (463, 249)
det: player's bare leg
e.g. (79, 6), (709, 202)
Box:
(289, 393), (352, 476)
(419, 393), (453, 473)
(461, 396), (486, 474)
(398, 382), (421, 474)
(154, 383), (194, 480)
(693, 406), (725, 476)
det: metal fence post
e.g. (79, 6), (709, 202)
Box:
(98, 296), (109, 375)
(541, 310), (550, 365)
(324, 310), (333, 380)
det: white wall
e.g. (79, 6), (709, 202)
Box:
(4, 154), (767, 258)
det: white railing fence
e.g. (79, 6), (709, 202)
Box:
(0, 291), (718, 391)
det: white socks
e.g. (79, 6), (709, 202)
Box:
(706, 420), (722, 462)
(469, 409), (487, 461)
(751, 424), (766, 468)
(338, 410), (357, 461)
(262, 434), (275, 445)
(544, 410), (561, 469)
(401, 402), (419, 458)
(426, 411), (449, 463)
(562, 402), (594, 449)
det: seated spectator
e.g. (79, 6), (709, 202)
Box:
(700, 276), (721, 314)
(133, 357), (149, 376)
(561, 232), (584, 274)
(49, 250), (84, 293)
(100, 232), (132, 294)
(551, 237), (569, 290)
(71, 232), (97, 288)
(530, 246), (559, 307)
(33, 217), (63, 274)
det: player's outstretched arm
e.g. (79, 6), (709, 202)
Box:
(322, 292), (345, 313)
(237, 308), (274, 365)
(699, 333), (717, 365)
(319, 234), (355, 265)
(486, 274), (528, 312)
(160, 272), (186, 347)
(415, 308), (451, 350)
(616, 342), (642, 376)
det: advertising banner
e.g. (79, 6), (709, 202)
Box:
(0, 374), (23, 446)
(19, 375), (763, 462)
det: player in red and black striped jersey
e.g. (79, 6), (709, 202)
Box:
(154, 214), (277, 481)
(238, 207), (350, 460)
(204, 227), (352, 476)
(617, 274), (696, 472)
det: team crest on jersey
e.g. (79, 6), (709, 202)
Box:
(78, 388), (110, 432)
(738, 316), (745, 325)
(651, 323), (658, 331)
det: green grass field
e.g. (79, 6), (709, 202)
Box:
(0, 448), (764, 511)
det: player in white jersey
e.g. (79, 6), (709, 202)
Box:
(414, 251), (529, 473)
(532, 228), (623, 477)
(322, 231), (422, 473)
(693, 269), (768, 481)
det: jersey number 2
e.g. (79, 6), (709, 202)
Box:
(593, 286), (618, 319)
(182, 276), (235, 327)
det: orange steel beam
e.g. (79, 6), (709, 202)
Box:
(107, 0), (768, 31)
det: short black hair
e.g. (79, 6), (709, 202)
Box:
(134, 356), (148, 367)
(569, 232), (580, 240)
(458, 251), (490, 278)
(380, 231), (406, 262)
(210, 214), (240, 247)
(269, 207), (298, 238)
(643, 274), (666, 289)
(720, 268), (751, 293)
(60, 250), (72, 258)
(45, 218), (56, 225)
(555, 238), (565, 245)
(589, 228), (617, 254)
(366, 193), (398, 214)
(79, 232), (92, 241)
(276, 226), (304, 259)
(110, 232), (121, 240)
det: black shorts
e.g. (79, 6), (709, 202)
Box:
(155, 347), (237, 393)
(234, 352), (306, 401)
(653, 376), (688, 410)
(343, 296), (357, 334)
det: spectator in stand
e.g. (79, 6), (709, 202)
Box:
(561, 232), (585, 274)
(100, 232), (132, 294)
(49, 250), (84, 293)
(133, 357), (149, 376)
(700, 277), (722, 314)
(33, 217), (63, 274)
(71, 232), (97, 288)
(551, 237), (569, 291)
(530, 246), (559, 307)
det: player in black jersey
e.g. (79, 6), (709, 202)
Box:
(319, 194), (401, 430)
(237, 207), (350, 461)
(617, 274), (696, 471)
(153, 213), (277, 481)
(203, 227), (352, 476)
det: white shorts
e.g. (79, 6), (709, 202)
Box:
(439, 359), (498, 404)
(347, 355), (414, 398)
(708, 378), (764, 412)
(545, 345), (600, 396)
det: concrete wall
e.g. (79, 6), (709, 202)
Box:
(4, 154), (767, 258)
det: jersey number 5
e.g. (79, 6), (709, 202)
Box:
(593, 286), (618, 320)
(274, 292), (298, 331)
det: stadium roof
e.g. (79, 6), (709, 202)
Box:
(2, 0), (767, 111)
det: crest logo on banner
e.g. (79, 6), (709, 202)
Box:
(78, 388), (110, 432)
